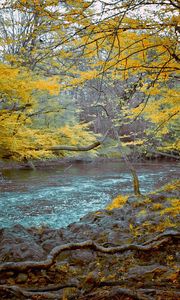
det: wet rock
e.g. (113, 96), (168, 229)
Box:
(70, 249), (95, 266)
(41, 238), (64, 252)
(107, 231), (130, 244)
(0, 224), (45, 261)
(66, 223), (101, 241)
(40, 228), (62, 241)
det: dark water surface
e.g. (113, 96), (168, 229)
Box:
(0, 161), (179, 228)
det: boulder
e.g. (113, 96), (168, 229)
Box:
(0, 224), (45, 261)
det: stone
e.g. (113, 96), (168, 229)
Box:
(70, 249), (95, 266)
(0, 224), (45, 261)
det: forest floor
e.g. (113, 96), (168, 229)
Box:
(0, 180), (179, 299)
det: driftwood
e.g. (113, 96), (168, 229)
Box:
(0, 230), (179, 272)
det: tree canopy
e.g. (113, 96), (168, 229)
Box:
(0, 0), (179, 160)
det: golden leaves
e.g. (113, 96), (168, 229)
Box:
(33, 77), (60, 95)
(106, 194), (129, 210)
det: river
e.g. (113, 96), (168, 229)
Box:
(0, 160), (179, 228)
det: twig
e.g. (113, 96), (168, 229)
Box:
(63, 164), (73, 173)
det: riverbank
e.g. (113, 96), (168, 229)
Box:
(0, 157), (122, 170)
(0, 180), (179, 299)
(0, 154), (179, 171)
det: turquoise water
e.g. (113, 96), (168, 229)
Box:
(0, 161), (179, 228)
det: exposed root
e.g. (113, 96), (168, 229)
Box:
(79, 287), (153, 300)
(79, 287), (180, 300)
(1, 284), (180, 300)
(0, 230), (179, 273)
(27, 283), (78, 292)
(0, 230), (179, 299)
(142, 230), (179, 245)
(0, 285), (60, 299)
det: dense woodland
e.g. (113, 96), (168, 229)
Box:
(0, 0), (179, 162)
(0, 0), (180, 299)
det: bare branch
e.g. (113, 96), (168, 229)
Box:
(46, 130), (110, 152)
(148, 151), (180, 160)
(48, 141), (101, 152)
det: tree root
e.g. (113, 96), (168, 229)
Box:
(0, 285), (148, 300)
(0, 285), (61, 299)
(1, 284), (180, 300)
(138, 288), (180, 300)
(0, 230), (179, 272)
(79, 287), (180, 300)
(0, 230), (179, 299)
(79, 287), (153, 300)
(142, 230), (179, 245)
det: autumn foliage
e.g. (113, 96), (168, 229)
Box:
(0, 0), (179, 160)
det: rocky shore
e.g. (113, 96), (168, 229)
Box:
(0, 181), (179, 299)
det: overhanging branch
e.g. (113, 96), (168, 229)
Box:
(47, 141), (101, 152)
(46, 129), (110, 152)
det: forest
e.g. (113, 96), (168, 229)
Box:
(0, 0), (179, 299)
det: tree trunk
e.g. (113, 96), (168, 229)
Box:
(111, 126), (142, 196)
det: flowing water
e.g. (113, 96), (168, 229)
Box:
(0, 161), (179, 228)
